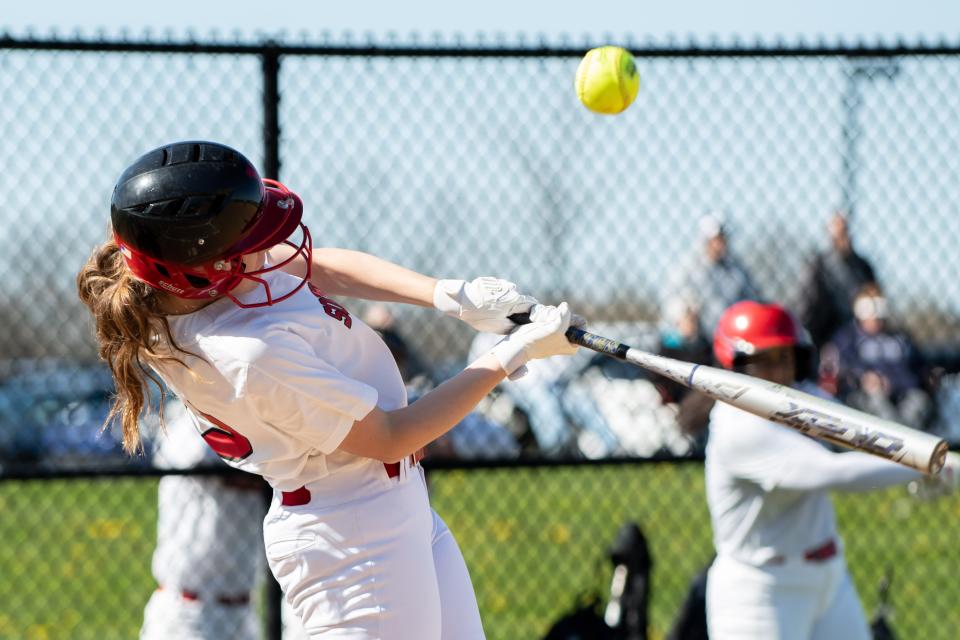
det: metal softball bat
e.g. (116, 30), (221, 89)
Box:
(508, 313), (947, 474)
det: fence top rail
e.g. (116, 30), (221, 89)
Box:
(3, 34), (960, 58)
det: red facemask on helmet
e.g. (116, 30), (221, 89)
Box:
(111, 142), (313, 308)
(713, 301), (809, 370)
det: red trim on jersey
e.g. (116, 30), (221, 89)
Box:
(195, 411), (254, 462)
(281, 486), (312, 506)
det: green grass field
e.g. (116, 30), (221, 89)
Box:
(1, 464), (957, 639)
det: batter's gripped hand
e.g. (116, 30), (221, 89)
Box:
(908, 451), (960, 501)
(433, 277), (538, 334)
(490, 302), (579, 380)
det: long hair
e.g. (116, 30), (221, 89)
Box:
(76, 238), (192, 454)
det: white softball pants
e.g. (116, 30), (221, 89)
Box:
(264, 468), (485, 639)
(706, 554), (871, 640)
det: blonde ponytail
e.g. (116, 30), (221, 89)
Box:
(76, 239), (190, 454)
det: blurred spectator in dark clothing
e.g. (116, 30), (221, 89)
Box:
(821, 283), (933, 430)
(666, 214), (760, 337)
(797, 211), (877, 347)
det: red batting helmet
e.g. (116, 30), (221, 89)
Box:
(713, 301), (810, 370)
(110, 141), (311, 308)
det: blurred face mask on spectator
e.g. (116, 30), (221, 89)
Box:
(853, 295), (888, 334)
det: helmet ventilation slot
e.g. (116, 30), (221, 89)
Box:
(184, 274), (211, 288)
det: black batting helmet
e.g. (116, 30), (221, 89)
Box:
(110, 141), (311, 307)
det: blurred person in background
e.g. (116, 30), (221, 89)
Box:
(141, 399), (308, 640)
(657, 295), (712, 401)
(469, 331), (620, 458)
(796, 211), (877, 348)
(657, 295), (715, 450)
(666, 214), (760, 338)
(78, 140), (580, 638)
(820, 282), (934, 430)
(703, 300), (956, 640)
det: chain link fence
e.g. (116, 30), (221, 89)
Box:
(1, 34), (960, 639)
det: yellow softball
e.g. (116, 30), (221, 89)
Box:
(574, 46), (640, 115)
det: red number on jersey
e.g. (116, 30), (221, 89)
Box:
(308, 283), (353, 328)
(197, 411), (253, 462)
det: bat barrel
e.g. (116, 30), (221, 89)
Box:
(511, 311), (947, 474)
(626, 349), (947, 475)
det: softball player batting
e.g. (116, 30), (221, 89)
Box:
(77, 140), (581, 639)
(704, 301), (958, 640)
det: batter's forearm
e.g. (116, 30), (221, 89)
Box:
(823, 452), (923, 491)
(310, 248), (437, 306)
(339, 353), (507, 462)
(388, 354), (507, 458)
(774, 450), (922, 492)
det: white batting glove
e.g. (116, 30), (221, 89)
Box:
(908, 452), (960, 501)
(490, 303), (579, 380)
(433, 277), (538, 334)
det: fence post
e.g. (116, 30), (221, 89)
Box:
(263, 43), (281, 180)
(261, 42), (283, 640)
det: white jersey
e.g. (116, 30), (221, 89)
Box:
(705, 384), (921, 566)
(155, 269), (406, 493)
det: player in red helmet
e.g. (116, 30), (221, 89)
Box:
(712, 300), (813, 383)
(78, 141), (583, 639)
(703, 300), (954, 640)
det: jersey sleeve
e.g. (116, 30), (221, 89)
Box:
(710, 404), (921, 492)
(243, 329), (379, 454)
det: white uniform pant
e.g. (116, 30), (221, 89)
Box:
(706, 554), (870, 640)
(264, 469), (484, 639)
